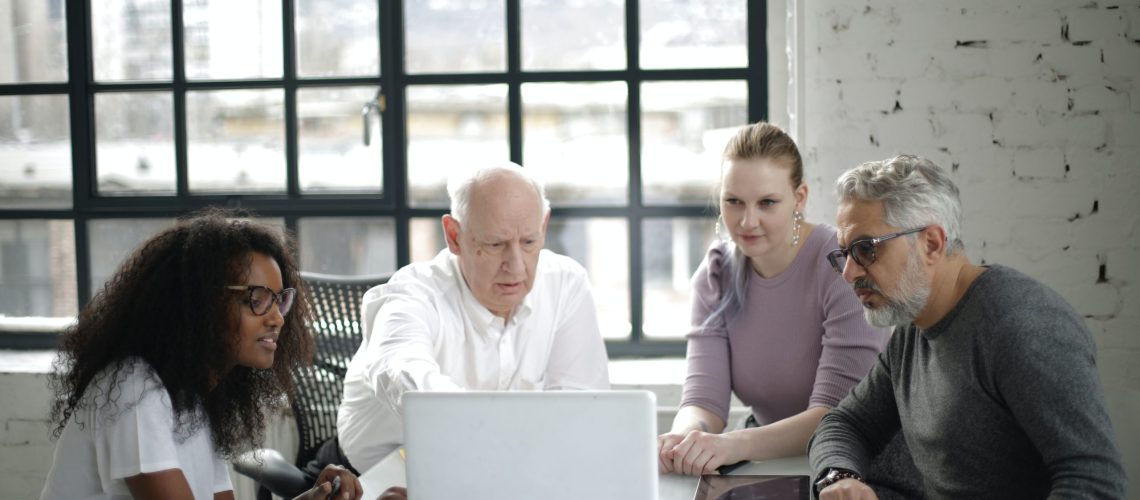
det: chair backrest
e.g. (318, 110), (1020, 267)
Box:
(290, 271), (391, 466)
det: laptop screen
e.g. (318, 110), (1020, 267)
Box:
(402, 391), (658, 500)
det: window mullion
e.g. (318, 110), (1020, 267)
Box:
(625, 0), (643, 345)
(748, 0), (768, 122)
(506, 0), (522, 164)
(387, 0), (411, 268)
(68, 0), (94, 309)
(171, 0), (189, 198)
(282, 0), (300, 198)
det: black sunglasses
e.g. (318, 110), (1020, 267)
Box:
(827, 226), (929, 273)
(226, 285), (296, 316)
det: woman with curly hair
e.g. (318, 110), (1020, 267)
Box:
(41, 209), (364, 500)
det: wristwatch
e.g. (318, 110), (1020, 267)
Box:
(813, 468), (864, 496)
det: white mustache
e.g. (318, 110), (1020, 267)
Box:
(854, 277), (880, 293)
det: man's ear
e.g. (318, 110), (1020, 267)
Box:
(921, 224), (947, 263)
(442, 214), (462, 255)
(541, 209), (550, 234)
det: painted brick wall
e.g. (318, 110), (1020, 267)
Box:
(0, 371), (56, 499)
(795, 0), (1140, 493)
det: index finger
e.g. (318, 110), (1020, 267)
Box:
(316, 464), (344, 483)
(342, 473), (364, 500)
(671, 434), (698, 474)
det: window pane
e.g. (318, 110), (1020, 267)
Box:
(522, 82), (627, 206)
(521, 0), (624, 71)
(640, 0), (746, 69)
(404, 0), (505, 74)
(298, 217), (395, 275)
(295, 0), (379, 77)
(407, 85), (508, 207)
(0, 94), (72, 209)
(642, 217), (716, 339)
(409, 217), (446, 264)
(546, 218), (630, 340)
(0, 0), (67, 83)
(91, 0), (172, 81)
(0, 219), (76, 319)
(187, 89), (285, 194)
(641, 81), (747, 205)
(95, 92), (176, 195)
(87, 218), (173, 297)
(298, 87), (383, 194)
(183, 0), (283, 80)
(88, 217), (284, 297)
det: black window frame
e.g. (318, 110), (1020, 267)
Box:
(0, 0), (767, 356)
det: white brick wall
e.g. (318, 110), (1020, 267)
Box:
(0, 371), (57, 500)
(796, 0), (1140, 495)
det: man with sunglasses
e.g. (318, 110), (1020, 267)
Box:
(808, 155), (1125, 499)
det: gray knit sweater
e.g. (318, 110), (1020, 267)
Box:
(809, 265), (1126, 499)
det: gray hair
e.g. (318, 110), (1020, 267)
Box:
(834, 155), (964, 255)
(446, 161), (551, 224)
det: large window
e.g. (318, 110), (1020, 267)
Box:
(0, 0), (766, 356)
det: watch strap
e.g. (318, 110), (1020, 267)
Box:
(813, 467), (864, 496)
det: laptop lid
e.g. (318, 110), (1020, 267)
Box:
(403, 390), (658, 500)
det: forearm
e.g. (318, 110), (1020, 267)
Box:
(730, 406), (828, 461)
(124, 469), (196, 500)
(372, 357), (463, 398)
(808, 409), (878, 476)
(366, 325), (461, 399)
(671, 404), (726, 434)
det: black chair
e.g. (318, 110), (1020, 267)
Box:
(233, 271), (390, 500)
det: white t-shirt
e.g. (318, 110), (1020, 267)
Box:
(337, 249), (611, 472)
(40, 358), (233, 500)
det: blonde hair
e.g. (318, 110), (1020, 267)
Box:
(722, 122), (804, 187)
(699, 122), (806, 331)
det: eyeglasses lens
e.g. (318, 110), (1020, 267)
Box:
(828, 250), (845, 273)
(277, 289), (295, 315)
(249, 287), (295, 316)
(852, 241), (875, 268)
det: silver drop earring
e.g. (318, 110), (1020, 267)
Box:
(791, 211), (804, 246)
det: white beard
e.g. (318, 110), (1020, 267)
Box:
(863, 246), (931, 328)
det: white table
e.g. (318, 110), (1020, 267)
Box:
(657, 455), (811, 500)
(360, 450), (810, 500)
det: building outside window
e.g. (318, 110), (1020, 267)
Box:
(0, 0), (765, 355)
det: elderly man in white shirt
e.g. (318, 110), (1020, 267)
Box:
(335, 161), (611, 473)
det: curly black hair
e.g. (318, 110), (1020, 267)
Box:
(49, 207), (314, 458)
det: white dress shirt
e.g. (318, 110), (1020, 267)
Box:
(337, 249), (611, 471)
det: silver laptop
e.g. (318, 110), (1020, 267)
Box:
(402, 390), (659, 500)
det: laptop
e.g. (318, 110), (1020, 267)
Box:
(402, 390), (659, 500)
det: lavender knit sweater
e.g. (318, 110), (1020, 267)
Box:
(681, 224), (889, 426)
